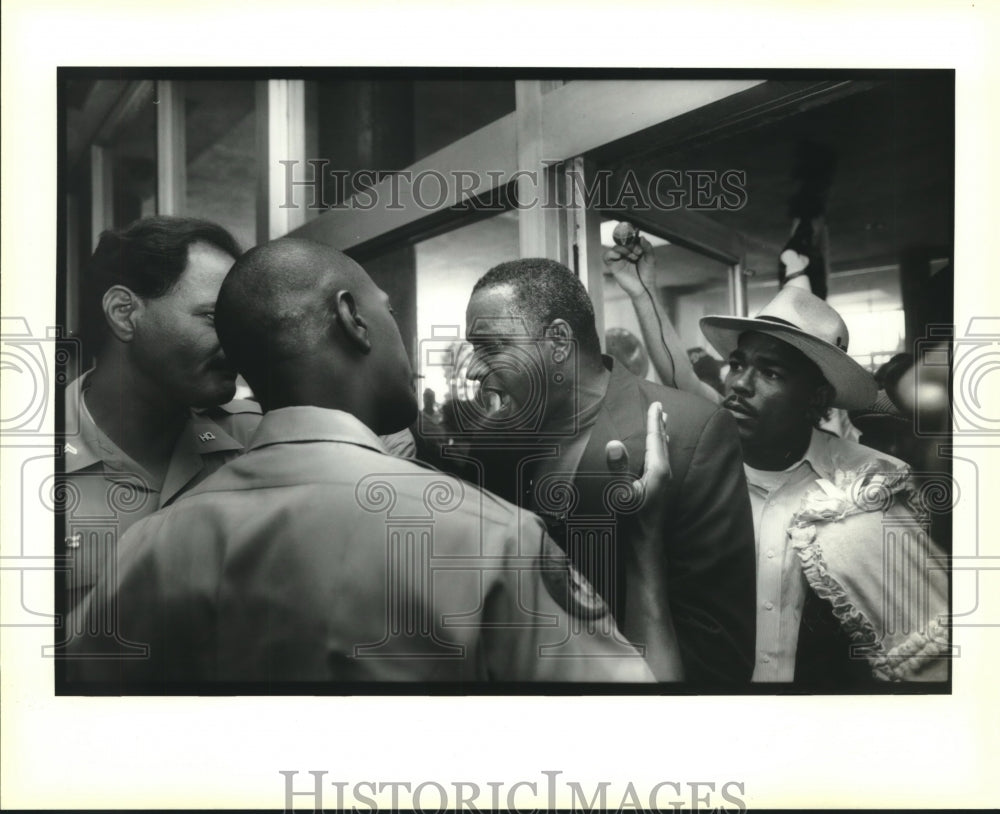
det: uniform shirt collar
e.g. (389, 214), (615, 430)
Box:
(63, 371), (107, 472)
(246, 406), (388, 455)
(62, 370), (245, 482)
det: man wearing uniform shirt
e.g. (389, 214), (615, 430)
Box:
(60, 217), (259, 613)
(700, 286), (949, 684)
(67, 239), (669, 685)
(60, 217), (416, 614)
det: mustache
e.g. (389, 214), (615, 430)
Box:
(723, 395), (756, 417)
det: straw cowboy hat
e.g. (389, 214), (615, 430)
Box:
(700, 286), (877, 410)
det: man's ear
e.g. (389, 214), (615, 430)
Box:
(544, 318), (574, 358)
(333, 290), (371, 353)
(102, 286), (143, 343)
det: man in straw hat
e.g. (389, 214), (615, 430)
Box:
(700, 286), (950, 685)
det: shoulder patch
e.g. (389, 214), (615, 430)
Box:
(539, 536), (609, 620)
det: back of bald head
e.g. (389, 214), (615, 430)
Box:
(215, 238), (369, 405)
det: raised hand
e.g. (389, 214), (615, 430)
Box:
(603, 235), (657, 300)
(605, 401), (683, 680)
(605, 400), (671, 514)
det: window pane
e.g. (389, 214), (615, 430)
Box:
(183, 80), (258, 251)
(352, 210), (519, 415)
(827, 265), (904, 372)
(416, 212), (520, 402)
(304, 79), (515, 208)
(106, 90), (157, 228)
(412, 80), (515, 162)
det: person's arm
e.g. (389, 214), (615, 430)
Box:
(604, 238), (721, 404)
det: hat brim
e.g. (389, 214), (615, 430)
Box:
(700, 315), (877, 410)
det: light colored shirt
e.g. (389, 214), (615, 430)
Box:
(67, 406), (654, 685)
(380, 426), (417, 459)
(60, 372), (260, 606)
(745, 450), (815, 682)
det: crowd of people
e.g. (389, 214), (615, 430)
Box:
(62, 215), (950, 688)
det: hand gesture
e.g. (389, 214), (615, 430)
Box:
(605, 401), (671, 577)
(605, 400), (671, 515)
(603, 235), (657, 300)
(605, 401), (682, 679)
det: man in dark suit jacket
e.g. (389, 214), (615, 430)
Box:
(462, 258), (756, 683)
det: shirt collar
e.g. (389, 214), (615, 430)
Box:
(800, 428), (837, 480)
(246, 406), (388, 455)
(62, 371), (245, 478)
(744, 428), (836, 491)
(160, 413), (243, 503)
(63, 371), (106, 472)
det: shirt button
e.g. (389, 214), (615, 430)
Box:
(767, 551), (775, 558)
(764, 601), (774, 610)
(762, 656), (771, 663)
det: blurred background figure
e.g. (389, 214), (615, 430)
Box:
(605, 327), (650, 379)
(690, 350), (726, 396)
(848, 389), (916, 465)
(851, 349), (953, 552)
(421, 387), (443, 425)
(849, 353), (918, 464)
(687, 346), (708, 365)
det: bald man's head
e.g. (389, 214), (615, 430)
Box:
(216, 239), (416, 430)
(217, 239), (363, 365)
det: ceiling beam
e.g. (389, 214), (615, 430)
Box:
(66, 80), (126, 167)
(288, 111), (518, 250)
(95, 80), (154, 144)
(541, 79), (764, 163)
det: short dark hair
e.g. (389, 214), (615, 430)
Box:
(792, 348), (835, 428)
(81, 216), (241, 355)
(472, 258), (602, 358)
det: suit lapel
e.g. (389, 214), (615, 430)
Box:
(575, 361), (643, 489)
(570, 360), (643, 619)
(572, 361), (646, 527)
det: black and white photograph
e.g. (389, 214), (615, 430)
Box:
(2, 1), (998, 810)
(53, 68), (955, 694)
